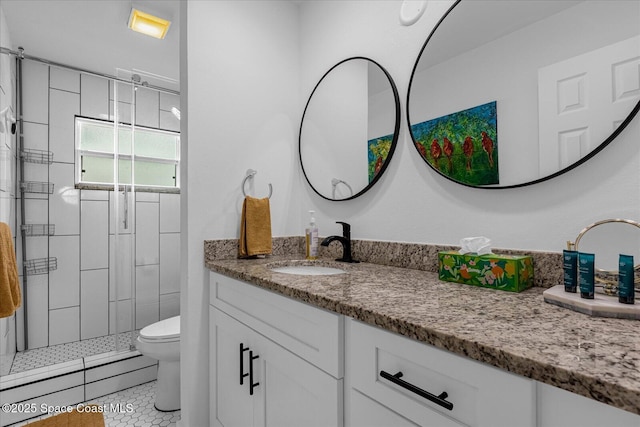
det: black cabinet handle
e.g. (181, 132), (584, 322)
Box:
(240, 343), (249, 385)
(249, 351), (260, 395)
(380, 370), (453, 411)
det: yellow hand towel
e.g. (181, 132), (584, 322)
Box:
(239, 196), (272, 258)
(0, 222), (21, 318)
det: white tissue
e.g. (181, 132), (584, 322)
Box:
(459, 236), (492, 255)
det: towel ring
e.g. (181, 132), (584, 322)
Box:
(242, 169), (273, 199)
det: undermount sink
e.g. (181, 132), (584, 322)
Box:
(270, 265), (346, 276)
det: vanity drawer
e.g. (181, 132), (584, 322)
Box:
(348, 319), (535, 427)
(210, 271), (343, 378)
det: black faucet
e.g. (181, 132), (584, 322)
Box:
(321, 221), (359, 263)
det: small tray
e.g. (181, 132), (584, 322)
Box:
(543, 285), (639, 320)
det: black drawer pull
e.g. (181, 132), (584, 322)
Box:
(250, 350), (260, 395)
(380, 370), (454, 411)
(240, 343), (249, 385)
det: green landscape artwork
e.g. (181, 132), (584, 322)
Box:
(412, 101), (498, 185)
(367, 134), (393, 183)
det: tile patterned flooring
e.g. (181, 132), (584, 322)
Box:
(4, 334), (181, 426)
(13, 381), (181, 426)
(8, 332), (138, 374)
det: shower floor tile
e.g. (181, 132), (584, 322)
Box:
(13, 380), (180, 427)
(9, 332), (138, 374)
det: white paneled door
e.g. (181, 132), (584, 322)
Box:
(538, 36), (640, 176)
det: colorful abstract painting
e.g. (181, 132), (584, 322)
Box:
(411, 101), (498, 185)
(368, 134), (393, 183)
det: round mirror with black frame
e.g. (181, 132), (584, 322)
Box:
(299, 57), (400, 201)
(407, 0), (640, 189)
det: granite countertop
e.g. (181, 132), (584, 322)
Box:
(205, 255), (640, 416)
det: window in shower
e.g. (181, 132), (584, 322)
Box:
(75, 116), (180, 191)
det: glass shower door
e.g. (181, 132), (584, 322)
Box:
(113, 71), (170, 352)
(112, 74), (137, 352)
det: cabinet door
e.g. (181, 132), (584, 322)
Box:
(212, 307), (342, 427)
(211, 306), (257, 427)
(349, 389), (419, 427)
(255, 329), (342, 427)
(537, 382), (640, 427)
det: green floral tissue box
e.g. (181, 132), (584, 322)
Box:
(438, 251), (534, 292)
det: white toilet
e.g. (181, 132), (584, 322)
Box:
(136, 315), (180, 411)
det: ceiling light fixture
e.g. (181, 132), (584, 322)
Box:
(128, 8), (171, 39)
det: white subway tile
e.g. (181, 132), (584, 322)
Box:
(50, 68), (79, 93)
(159, 92), (180, 111)
(159, 193), (180, 233)
(80, 269), (109, 340)
(160, 233), (180, 294)
(0, 192), (11, 225)
(84, 365), (157, 401)
(80, 74), (109, 120)
(22, 61), (49, 124)
(135, 201), (159, 265)
(84, 349), (142, 368)
(109, 81), (133, 104)
(22, 199), (48, 227)
(1, 370), (83, 403)
(81, 200), (108, 270)
(0, 385), (84, 425)
(160, 292), (180, 320)
(22, 162), (48, 184)
(21, 121), (48, 152)
(135, 87), (160, 128)
(24, 236), (47, 264)
(49, 163), (79, 235)
(160, 110), (180, 132)
(136, 192), (159, 203)
(49, 235), (79, 309)
(49, 306), (79, 345)
(80, 189), (108, 201)
(109, 100), (132, 124)
(109, 300), (133, 335)
(135, 264), (159, 329)
(25, 275), (48, 349)
(49, 89), (79, 163)
(109, 234), (133, 301)
(0, 55), (13, 104)
(85, 354), (156, 383)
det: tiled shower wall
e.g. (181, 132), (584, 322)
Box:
(19, 60), (180, 349)
(0, 13), (17, 374)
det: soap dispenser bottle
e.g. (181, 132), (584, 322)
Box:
(306, 210), (318, 260)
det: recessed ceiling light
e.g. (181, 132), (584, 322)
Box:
(128, 8), (171, 39)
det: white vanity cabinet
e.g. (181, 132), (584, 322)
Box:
(347, 319), (536, 427)
(209, 272), (343, 427)
(537, 381), (640, 427)
(209, 270), (640, 427)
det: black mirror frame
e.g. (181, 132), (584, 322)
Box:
(406, 0), (640, 190)
(299, 56), (401, 201)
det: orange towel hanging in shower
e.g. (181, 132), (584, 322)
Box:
(0, 222), (21, 318)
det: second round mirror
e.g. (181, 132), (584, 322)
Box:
(408, 0), (640, 188)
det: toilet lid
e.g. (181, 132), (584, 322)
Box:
(139, 316), (180, 341)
